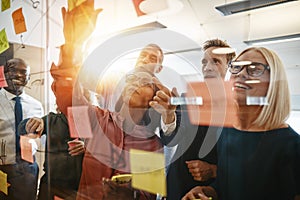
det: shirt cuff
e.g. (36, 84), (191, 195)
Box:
(161, 114), (176, 136)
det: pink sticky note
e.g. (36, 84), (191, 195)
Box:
(67, 106), (93, 138)
(20, 136), (33, 163)
(0, 66), (8, 87)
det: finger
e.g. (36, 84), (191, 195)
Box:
(36, 120), (44, 132)
(95, 8), (103, 15)
(149, 101), (165, 113)
(198, 192), (210, 200)
(61, 7), (66, 18)
(191, 172), (201, 179)
(152, 96), (170, 109)
(155, 90), (171, 102)
(182, 192), (196, 200)
(189, 167), (201, 174)
(171, 87), (179, 97)
(186, 160), (200, 168)
(26, 120), (40, 133)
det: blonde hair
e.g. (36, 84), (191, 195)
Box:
(235, 47), (290, 129)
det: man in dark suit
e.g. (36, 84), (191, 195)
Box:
(150, 39), (236, 200)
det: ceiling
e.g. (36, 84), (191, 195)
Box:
(1, 0), (300, 95)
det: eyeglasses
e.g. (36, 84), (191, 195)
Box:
(228, 61), (270, 77)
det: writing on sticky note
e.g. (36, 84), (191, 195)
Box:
(20, 135), (33, 163)
(0, 66), (8, 87)
(12, 8), (27, 34)
(1, 0), (10, 12)
(67, 106), (93, 138)
(68, 0), (86, 11)
(0, 29), (9, 55)
(0, 170), (8, 195)
(129, 149), (166, 197)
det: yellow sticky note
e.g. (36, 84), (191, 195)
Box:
(20, 135), (33, 163)
(0, 170), (8, 195)
(12, 7), (27, 34)
(129, 149), (166, 197)
(68, 0), (86, 11)
(0, 28), (9, 54)
(1, 0), (10, 12)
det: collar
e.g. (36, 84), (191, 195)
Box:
(1, 89), (26, 100)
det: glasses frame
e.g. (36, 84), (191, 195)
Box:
(228, 61), (270, 77)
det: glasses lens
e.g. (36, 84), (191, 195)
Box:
(247, 63), (265, 77)
(229, 63), (243, 74)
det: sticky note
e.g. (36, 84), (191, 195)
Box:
(0, 29), (9, 54)
(12, 7), (27, 34)
(0, 170), (8, 195)
(132, 0), (146, 16)
(68, 0), (86, 11)
(186, 80), (236, 127)
(20, 135), (33, 163)
(67, 106), (93, 138)
(0, 66), (8, 87)
(129, 149), (166, 196)
(1, 0), (10, 12)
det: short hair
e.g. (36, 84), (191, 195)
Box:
(234, 47), (290, 129)
(5, 58), (27, 72)
(141, 43), (164, 61)
(202, 39), (236, 63)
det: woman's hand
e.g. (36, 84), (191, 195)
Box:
(68, 139), (85, 156)
(25, 117), (44, 138)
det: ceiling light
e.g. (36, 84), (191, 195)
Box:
(138, 0), (183, 16)
(215, 0), (297, 16)
(244, 33), (300, 45)
(139, 0), (168, 13)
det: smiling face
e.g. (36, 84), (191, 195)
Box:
(135, 45), (163, 74)
(4, 58), (30, 96)
(201, 47), (228, 79)
(230, 49), (270, 105)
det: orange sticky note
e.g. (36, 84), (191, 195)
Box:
(132, 0), (146, 16)
(1, 0), (10, 12)
(67, 106), (93, 138)
(0, 28), (9, 54)
(0, 170), (8, 195)
(0, 66), (8, 87)
(12, 7), (27, 34)
(186, 80), (236, 127)
(20, 135), (33, 163)
(68, 0), (86, 11)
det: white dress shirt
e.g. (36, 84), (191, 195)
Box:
(0, 88), (44, 165)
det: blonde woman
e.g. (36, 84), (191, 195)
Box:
(182, 47), (300, 200)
